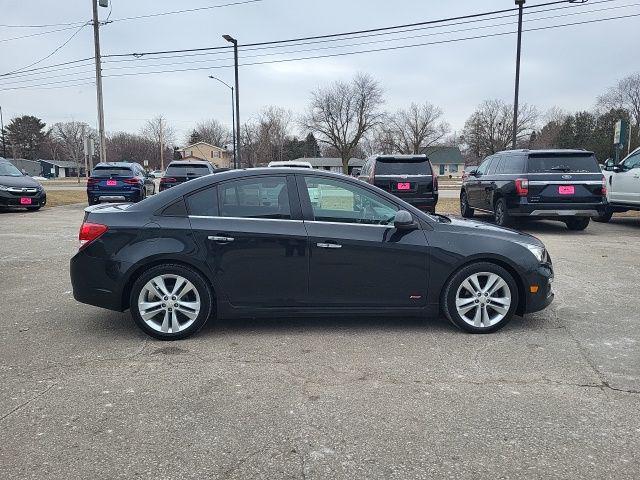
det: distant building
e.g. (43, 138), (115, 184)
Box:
(421, 146), (464, 177)
(39, 159), (84, 178)
(177, 142), (232, 168)
(292, 157), (364, 174)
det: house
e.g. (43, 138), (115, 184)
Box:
(39, 159), (85, 178)
(421, 146), (464, 177)
(292, 157), (364, 174)
(177, 142), (232, 168)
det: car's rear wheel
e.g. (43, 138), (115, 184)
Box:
(493, 198), (512, 227)
(130, 264), (213, 340)
(460, 191), (474, 218)
(441, 262), (519, 334)
(565, 217), (590, 231)
(592, 209), (613, 223)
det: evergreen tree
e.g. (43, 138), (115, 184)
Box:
(303, 132), (321, 157)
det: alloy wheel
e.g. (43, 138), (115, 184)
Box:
(137, 274), (201, 334)
(455, 272), (512, 328)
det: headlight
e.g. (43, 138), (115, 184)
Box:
(521, 243), (546, 263)
(0, 184), (8, 191)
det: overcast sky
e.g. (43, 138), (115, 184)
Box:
(1, 0), (638, 145)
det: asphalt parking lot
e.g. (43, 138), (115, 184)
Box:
(1, 204), (639, 479)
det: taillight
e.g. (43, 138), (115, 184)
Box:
(601, 176), (607, 196)
(79, 222), (108, 249)
(87, 178), (99, 186)
(160, 177), (176, 184)
(433, 174), (439, 192)
(515, 178), (529, 196)
(123, 178), (141, 185)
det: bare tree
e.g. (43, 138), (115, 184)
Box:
(383, 102), (450, 154)
(142, 115), (175, 170)
(188, 119), (232, 147)
(302, 73), (384, 173)
(598, 72), (640, 142)
(462, 99), (538, 158)
(50, 121), (95, 182)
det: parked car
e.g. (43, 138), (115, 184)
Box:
(0, 160), (46, 210)
(268, 160), (313, 168)
(71, 168), (554, 340)
(159, 160), (218, 192)
(148, 170), (164, 178)
(358, 155), (438, 212)
(460, 149), (607, 230)
(87, 162), (155, 205)
(593, 147), (640, 222)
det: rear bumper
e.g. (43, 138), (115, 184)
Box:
(70, 250), (130, 311)
(87, 189), (141, 203)
(0, 190), (46, 207)
(398, 194), (438, 210)
(523, 263), (554, 314)
(508, 201), (606, 217)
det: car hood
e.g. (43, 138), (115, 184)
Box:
(0, 175), (41, 188)
(438, 216), (544, 247)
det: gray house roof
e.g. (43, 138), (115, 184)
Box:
(293, 157), (364, 167)
(421, 146), (463, 165)
(39, 159), (78, 168)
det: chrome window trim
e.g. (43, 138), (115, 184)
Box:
(189, 215), (302, 223)
(305, 220), (394, 228)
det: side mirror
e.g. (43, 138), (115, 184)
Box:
(467, 169), (478, 177)
(604, 159), (616, 171)
(394, 210), (417, 230)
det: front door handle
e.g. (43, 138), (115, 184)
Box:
(208, 235), (235, 243)
(317, 242), (342, 249)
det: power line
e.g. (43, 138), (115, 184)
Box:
(1, 23), (90, 76)
(0, 81), (95, 93)
(106, 0), (263, 23)
(0, 58), (95, 78)
(0, 21), (86, 28)
(0, 24), (87, 43)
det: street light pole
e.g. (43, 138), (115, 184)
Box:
(512, 0), (525, 150)
(92, 0), (108, 163)
(223, 35), (241, 167)
(209, 75), (237, 169)
(0, 105), (6, 158)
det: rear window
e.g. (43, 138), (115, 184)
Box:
(166, 164), (211, 176)
(375, 157), (432, 176)
(91, 166), (133, 177)
(526, 154), (600, 173)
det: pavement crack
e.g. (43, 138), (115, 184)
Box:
(0, 382), (57, 422)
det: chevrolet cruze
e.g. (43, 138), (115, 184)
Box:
(70, 168), (554, 340)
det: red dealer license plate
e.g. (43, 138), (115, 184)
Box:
(20, 197), (32, 205)
(106, 180), (117, 186)
(558, 185), (575, 195)
(397, 182), (411, 190)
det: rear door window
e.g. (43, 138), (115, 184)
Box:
(374, 157), (432, 176)
(92, 166), (133, 177)
(526, 154), (600, 173)
(166, 164), (212, 177)
(218, 177), (290, 219)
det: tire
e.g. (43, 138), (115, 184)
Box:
(493, 197), (512, 227)
(565, 217), (590, 231)
(129, 264), (214, 340)
(441, 262), (519, 334)
(460, 190), (474, 218)
(592, 209), (613, 223)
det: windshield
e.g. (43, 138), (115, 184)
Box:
(526, 154), (600, 173)
(375, 158), (432, 175)
(92, 166), (134, 177)
(166, 164), (211, 176)
(0, 162), (23, 177)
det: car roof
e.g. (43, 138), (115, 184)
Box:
(369, 154), (428, 160)
(494, 149), (594, 156)
(94, 162), (138, 168)
(168, 160), (212, 165)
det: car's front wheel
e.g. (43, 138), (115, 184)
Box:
(130, 264), (214, 340)
(460, 191), (474, 218)
(441, 262), (519, 333)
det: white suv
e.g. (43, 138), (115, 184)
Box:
(595, 147), (640, 222)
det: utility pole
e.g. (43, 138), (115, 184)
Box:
(159, 118), (164, 171)
(92, 0), (108, 164)
(223, 35), (241, 167)
(0, 105), (6, 158)
(512, 0), (525, 150)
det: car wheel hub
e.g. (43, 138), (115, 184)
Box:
(137, 274), (201, 334)
(455, 272), (511, 328)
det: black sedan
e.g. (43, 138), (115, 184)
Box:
(70, 168), (554, 340)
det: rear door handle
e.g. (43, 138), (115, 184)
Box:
(317, 242), (342, 249)
(208, 235), (235, 243)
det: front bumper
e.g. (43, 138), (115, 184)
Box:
(0, 189), (46, 207)
(522, 263), (554, 314)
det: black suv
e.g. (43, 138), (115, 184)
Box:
(460, 149), (607, 230)
(159, 160), (218, 192)
(359, 155), (438, 212)
(460, 150), (607, 230)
